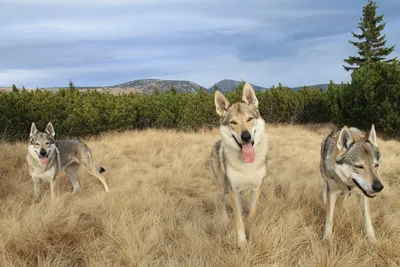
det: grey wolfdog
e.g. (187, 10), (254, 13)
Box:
(320, 124), (384, 243)
(26, 122), (110, 202)
(210, 83), (269, 248)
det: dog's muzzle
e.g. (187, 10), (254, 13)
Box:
(232, 135), (254, 149)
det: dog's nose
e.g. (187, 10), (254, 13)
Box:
(372, 179), (384, 192)
(241, 131), (251, 142)
(40, 148), (47, 156)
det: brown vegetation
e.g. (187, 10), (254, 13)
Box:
(0, 124), (399, 266)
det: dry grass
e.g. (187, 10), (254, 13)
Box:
(1, 124), (400, 266)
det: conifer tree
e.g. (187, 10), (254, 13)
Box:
(343, 0), (396, 72)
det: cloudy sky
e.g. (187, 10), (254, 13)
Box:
(1, 0), (399, 89)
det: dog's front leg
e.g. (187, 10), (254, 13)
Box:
(360, 194), (377, 244)
(50, 177), (56, 200)
(229, 189), (246, 248)
(248, 187), (262, 222)
(321, 186), (339, 240)
(33, 181), (41, 203)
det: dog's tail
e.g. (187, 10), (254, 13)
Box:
(98, 167), (106, 174)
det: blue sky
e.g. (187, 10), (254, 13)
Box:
(1, 0), (399, 89)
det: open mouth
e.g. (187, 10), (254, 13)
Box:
(232, 135), (255, 163)
(36, 151), (49, 166)
(232, 135), (254, 149)
(352, 178), (376, 198)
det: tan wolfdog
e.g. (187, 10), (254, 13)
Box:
(320, 124), (384, 243)
(210, 83), (268, 248)
(26, 122), (110, 202)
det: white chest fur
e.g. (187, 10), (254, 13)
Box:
(30, 166), (56, 182)
(26, 148), (57, 182)
(227, 164), (266, 192)
(223, 137), (268, 192)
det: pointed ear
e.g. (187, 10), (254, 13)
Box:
(45, 122), (55, 137)
(242, 82), (258, 108)
(337, 126), (353, 150)
(368, 124), (377, 147)
(30, 122), (38, 138)
(214, 90), (230, 117)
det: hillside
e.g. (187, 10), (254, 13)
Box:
(0, 124), (399, 266)
(107, 79), (204, 94)
(290, 84), (330, 91)
(7, 79), (205, 95)
(1, 80), (331, 95)
(209, 79), (265, 93)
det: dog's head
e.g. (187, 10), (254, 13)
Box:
(335, 124), (383, 198)
(28, 122), (56, 166)
(214, 82), (265, 163)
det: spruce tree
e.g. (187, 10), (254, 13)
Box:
(11, 84), (18, 93)
(68, 79), (76, 90)
(343, 0), (396, 72)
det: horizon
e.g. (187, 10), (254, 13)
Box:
(1, 0), (399, 89)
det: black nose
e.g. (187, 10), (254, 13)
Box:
(372, 179), (384, 192)
(241, 131), (251, 142)
(40, 148), (47, 156)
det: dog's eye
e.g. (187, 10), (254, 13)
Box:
(354, 165), (364, 169)
(247, 117), (253, 122)
(35, 142), (40, 146)
(45, 141), (50, 145)
(374, 163), (380, 168)
(229, 121), (237, 125)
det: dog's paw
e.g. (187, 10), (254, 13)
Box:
(368, 235), (378, 245)
(237, 235), (248, 248)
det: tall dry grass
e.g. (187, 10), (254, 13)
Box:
(0, 124), (400, 266)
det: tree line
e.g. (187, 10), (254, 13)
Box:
(1, 60), (400, 141)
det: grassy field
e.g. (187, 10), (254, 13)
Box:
(0, 124), (400, 266)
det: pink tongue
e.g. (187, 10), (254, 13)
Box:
(242, 143), (255, 163)
(368, 192), (376, 197)
(40, 157), (49, 166)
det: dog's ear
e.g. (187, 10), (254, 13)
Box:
(368, 124), (378, 147)
(45, 122), (55, 137)
(30, 122), (38, 139)
(214, 90), (230, 117)
(242, 82), (259, 109)
(337, 126), (353, 151)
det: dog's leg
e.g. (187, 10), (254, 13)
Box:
(33, 181), (41, 203)
(65, 164), (81, 194)
(50, 179), (55, 200)
(84, 165), (110, 192)
(360, 194), (377, 244)
(229, 189), (246, 247)
(321, 185), (339, 240)
(322, 181), (327, 204)
(248, 187), (262, 222)
(220, 186), (228, 221)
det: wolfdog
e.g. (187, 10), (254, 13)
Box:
(26, 122), (110, 202)
(320, 124), (383, 243)
(210, 83), (268, 248)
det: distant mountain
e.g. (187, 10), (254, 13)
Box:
(0, 80), (331, 95)
(209, 80), (330, 93)
(28, 79), (205, 95)
(209, 79), (265, 93)
(107, 79), (204, 94)
(290, 84), (330, 91)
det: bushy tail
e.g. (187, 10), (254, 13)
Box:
(98, 167), (106, 174)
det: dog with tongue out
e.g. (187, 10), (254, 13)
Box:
(210, 82), (269, 248)
(26, 122), (110, 203)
